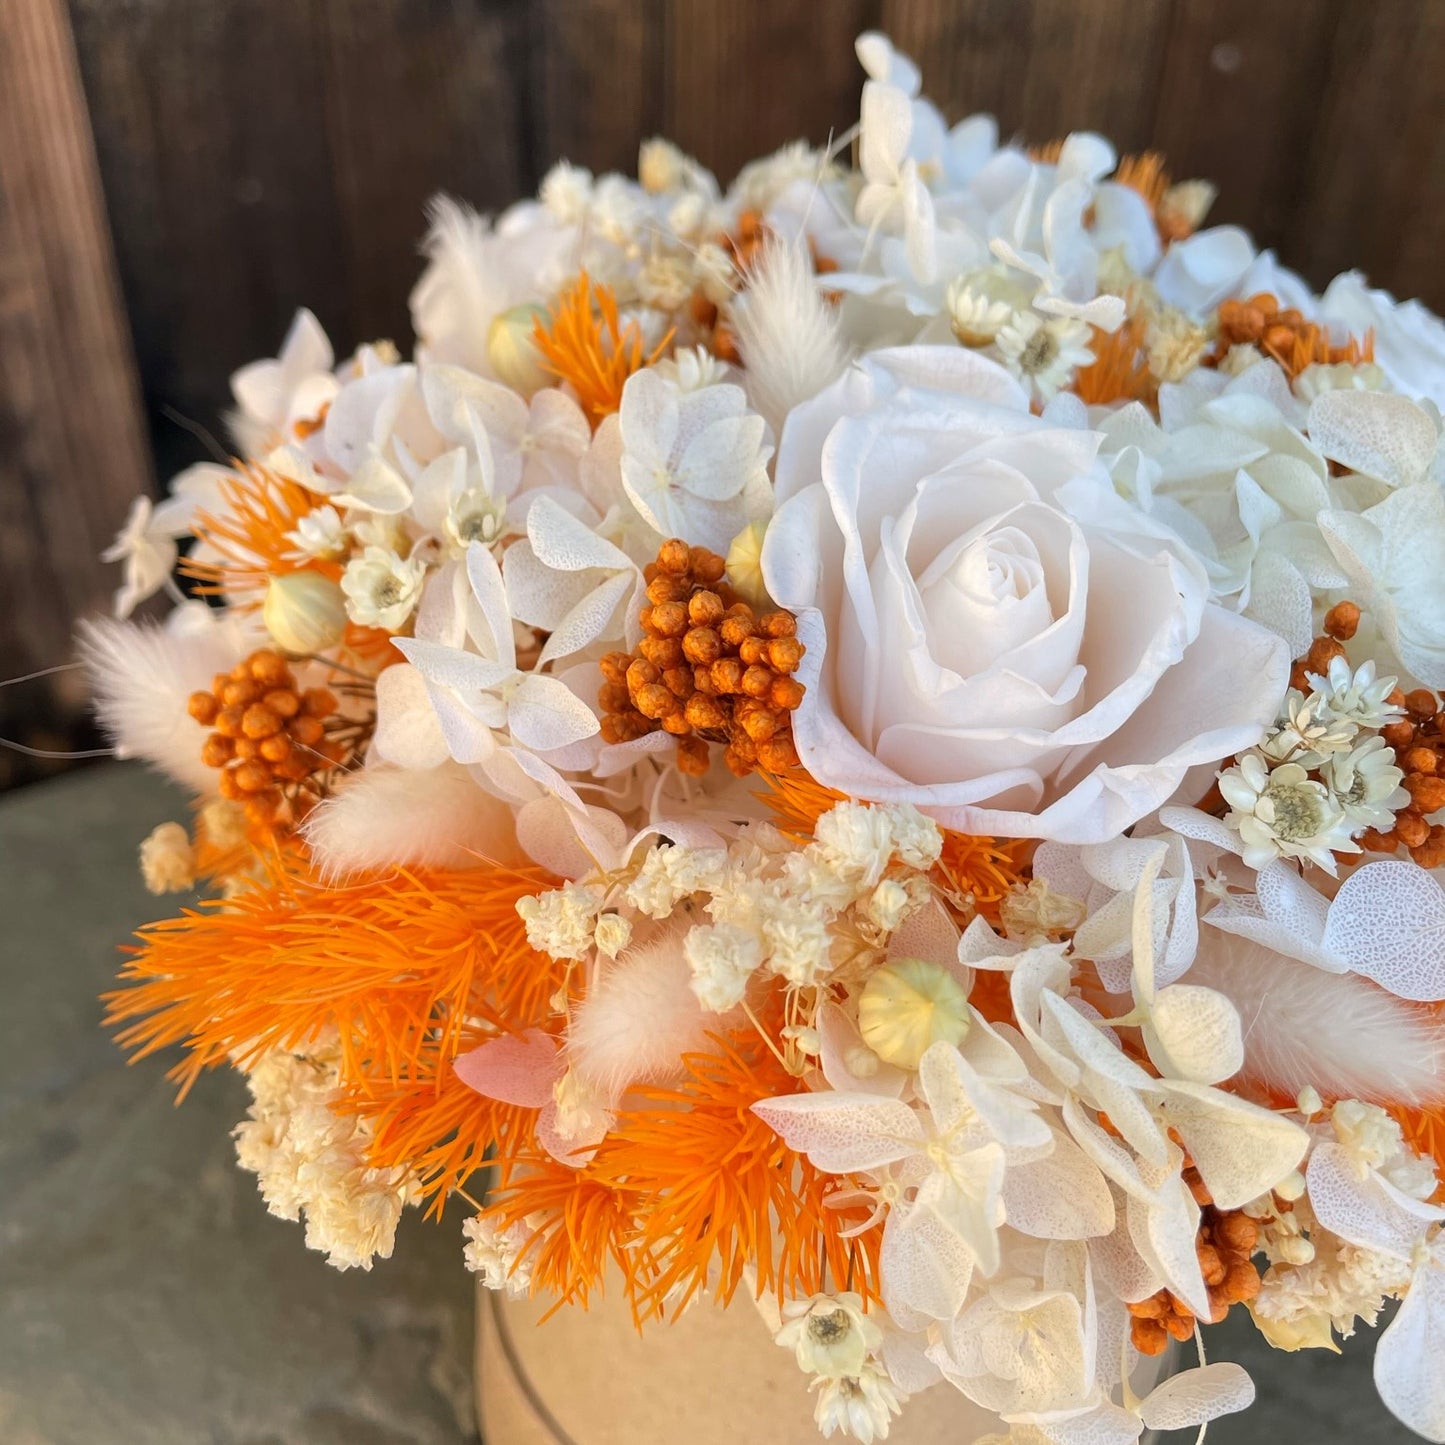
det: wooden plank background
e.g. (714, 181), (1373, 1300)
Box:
(4, 0), (1445, 783)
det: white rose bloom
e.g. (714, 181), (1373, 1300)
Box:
(761, 348), (1289, 842)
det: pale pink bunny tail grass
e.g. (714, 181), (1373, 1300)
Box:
(1191, 930), (1445, 1107)
(301, 762), (524, 878)
(567, 922), (723, 1102)
(734, 236), (849, 438)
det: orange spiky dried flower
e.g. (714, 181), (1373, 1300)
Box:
(105, 854), (561, 1110)
(481, 1024), (882, 1324)
(183, 460), (323, 599)
(533, 272), (671, 425)
(1073, 317), (1154, 406)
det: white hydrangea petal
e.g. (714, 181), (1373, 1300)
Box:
(526, 492), (633, 573)
(464, 540), (518, 666)
(751, 1092), (925, 1173)
(1001, 1129), (1115, 1240)
(1307, 1141), (1445, 1260)
(1128, 1170), (1210, 1319)
(535, 570), (635, 666)
(1308, 389), (1438, 489)
(392, 637), (516, 694)
(506, 674), (601, 753)
(334, 449), (413, 514)
(1322, 861), (1445, 1001)
(1138, 1362), (1256, 1431)
(1373, 1257), (1445, 1443)
(1156, 1080), (1307, 1208)
(675, 413), (766, 500)
(372, 662), (453, 770)
(1142, 985), (1244, 1085)
(880, 1199), (976, 1328)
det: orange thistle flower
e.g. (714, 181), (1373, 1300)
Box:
(1074, 318), (1154, 406)
(105, 854), (561, 1104)
(183, 460), (324, 598)
(533, 272), (671, 426)
(760, 770), (1030, 925)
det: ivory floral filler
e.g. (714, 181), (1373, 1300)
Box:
(89, 32), (1445, 1445)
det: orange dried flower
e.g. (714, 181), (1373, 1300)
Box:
(533, 272), (670, 426)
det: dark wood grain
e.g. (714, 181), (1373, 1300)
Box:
(0, 0), (154, 786)
(1285, 0), (1445, 306)
(1151, 0), (1342, 258)
(660, 0), (875, 184)
(882, 0), (1173, 149)
(536, 0), (664, 178)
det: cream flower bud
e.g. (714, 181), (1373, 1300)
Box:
(857, 958), (970, 1069)
(1274, 1169), (1307, 1202)
(593, 912), (633, 959)
(263, 571), (347, 654)
(486, 303), (550, 395)
(139, 821), (195, 894)
(726, 520), (771, 610)
(1249, 1306), (1339, 1354)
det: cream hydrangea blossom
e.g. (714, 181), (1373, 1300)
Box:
(617, 368), (773, 554)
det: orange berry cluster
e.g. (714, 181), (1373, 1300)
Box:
(1127, 1165), (1261, 1354)
(1214, 292), (1373, 380)
(1295, 602), (1445, 868)
(187, 650), (345, 827)
(1367, 691), (1445, 866)
(599, 539), (806, 779)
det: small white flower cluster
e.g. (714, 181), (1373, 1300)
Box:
(1252, 1098), (1440, 1354)
(775, 1294), (904, 1445)
(462, 1213), (534, 1297)
(1220, 657), (1406, 871)
(618, 803), (941, 1009)
(233, 1036), (420, 1271)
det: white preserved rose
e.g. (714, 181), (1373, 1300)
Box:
(762, 348), (1290, 841)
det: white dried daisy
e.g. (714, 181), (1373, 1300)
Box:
(810, 1364), (903, 1444)
(1321, 735), (1406, 832)
(1220, 751), (1360, 873)
(995, 311), (1095, 404)
(945, 266), (1030, 347)
(284, 503), (347, 562)
(1306, 656), (1405, 731)
(1261, 687), (1359, 766)
(339, 545), (428, 631)
(775, 1292), (881, 1380)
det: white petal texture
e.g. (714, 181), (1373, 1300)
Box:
(761, 349), (1289, 841)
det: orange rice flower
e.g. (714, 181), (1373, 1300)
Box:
(532, 272), (671, 426)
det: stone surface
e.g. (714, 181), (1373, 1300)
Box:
(0, 764), (1420, 1443)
